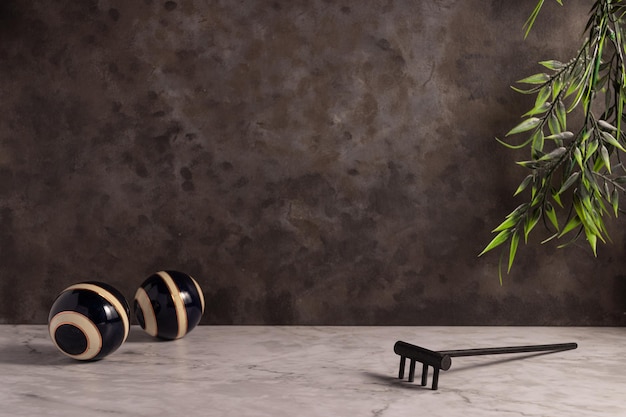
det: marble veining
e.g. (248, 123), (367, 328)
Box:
(1, 326), (624, 416)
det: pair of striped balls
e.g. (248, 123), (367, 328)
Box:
(48, 271), (205, 361)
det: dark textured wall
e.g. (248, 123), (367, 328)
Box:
(1, 0), (625, 325)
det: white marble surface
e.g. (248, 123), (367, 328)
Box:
(1, 325), (625, 416)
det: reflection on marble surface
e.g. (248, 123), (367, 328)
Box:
(1, 326), (624, 416)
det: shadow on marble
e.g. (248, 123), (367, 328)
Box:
(363, 372), (436, 391)
(364, 350), (573, 391)
(0, 342), (81, 366)
(0, 328), (171, 365)
(125, 328), (161, 343)
(0, 326), (182, 366)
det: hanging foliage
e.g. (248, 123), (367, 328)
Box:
(481, 0), (626, 282)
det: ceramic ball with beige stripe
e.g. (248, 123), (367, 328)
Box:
(134, 270), (205, 340)
(48, 282), (131, 361)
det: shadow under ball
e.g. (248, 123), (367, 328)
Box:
(134, 270), (205, 340)
(48, 282), (131, 361)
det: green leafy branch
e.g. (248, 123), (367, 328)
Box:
(481, 0), (626, 282)
(523, 0), (564, 39)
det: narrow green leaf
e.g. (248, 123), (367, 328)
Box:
(506, 203), (530, 219)
(524, 102), (551, 117)
(559, 216), (582, 237)
(601, 131), (626, 152)
(580, 189), (594, 215)
(585, 140), (599, 162)
(594, 194), (609, 216)
(545, 131), (574, 141)
(514, 175), (534, 196)
(584, 227), (598, 256)
(573, 147), (583, 168)
(617, 89), (624, 140)
(574, 197), (601, 237)
(538, 146), (566, 161)
(508, 231), (520, 273)
(539, 60), (565, 70)
(495, 136), (534, 150)
(568, 76), (588, 112)
(531, 129), (545, 155)
(506, 117), (541, 136)
(597, 217), (610, 243)
(598, 120), (617, 131)
(498, 252), (506, 285)
(552, 189), (563, 207)
(523, 0), (545, 39)
(511, 85), (541, 95)
(545, 202), (559, 230)
(556, 100), (566, 130)
(611, 189), (619, 216)
(536, 86), (551, 107)
(604, 182), (611, 200)
(565, 73), (585, 98)
(552, 77), (563, 100)
(541, 233), (559, 244)
(492, 215), (519, 232)
(557, 239), (580, 249)
(558, 171), (580, 194)
(548, 113), (561, 135)
(479, 229), (512, 257)
(524, 208), (542, 242)
(600, 145), (611, 173)
(516, 160), (542, 169)
(593, 156), (605, 173)
(517, 73), (550, 85)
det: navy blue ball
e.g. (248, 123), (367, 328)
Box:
(134, 270), (205, 340)
(48, 282), (130, 361)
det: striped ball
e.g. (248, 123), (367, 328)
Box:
(48, 282), (130, 361)
(134, 270), (205, 340)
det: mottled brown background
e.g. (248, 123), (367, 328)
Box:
(1, 0), (625, 325)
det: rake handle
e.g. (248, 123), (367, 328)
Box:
(440, 342), (578, 357)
